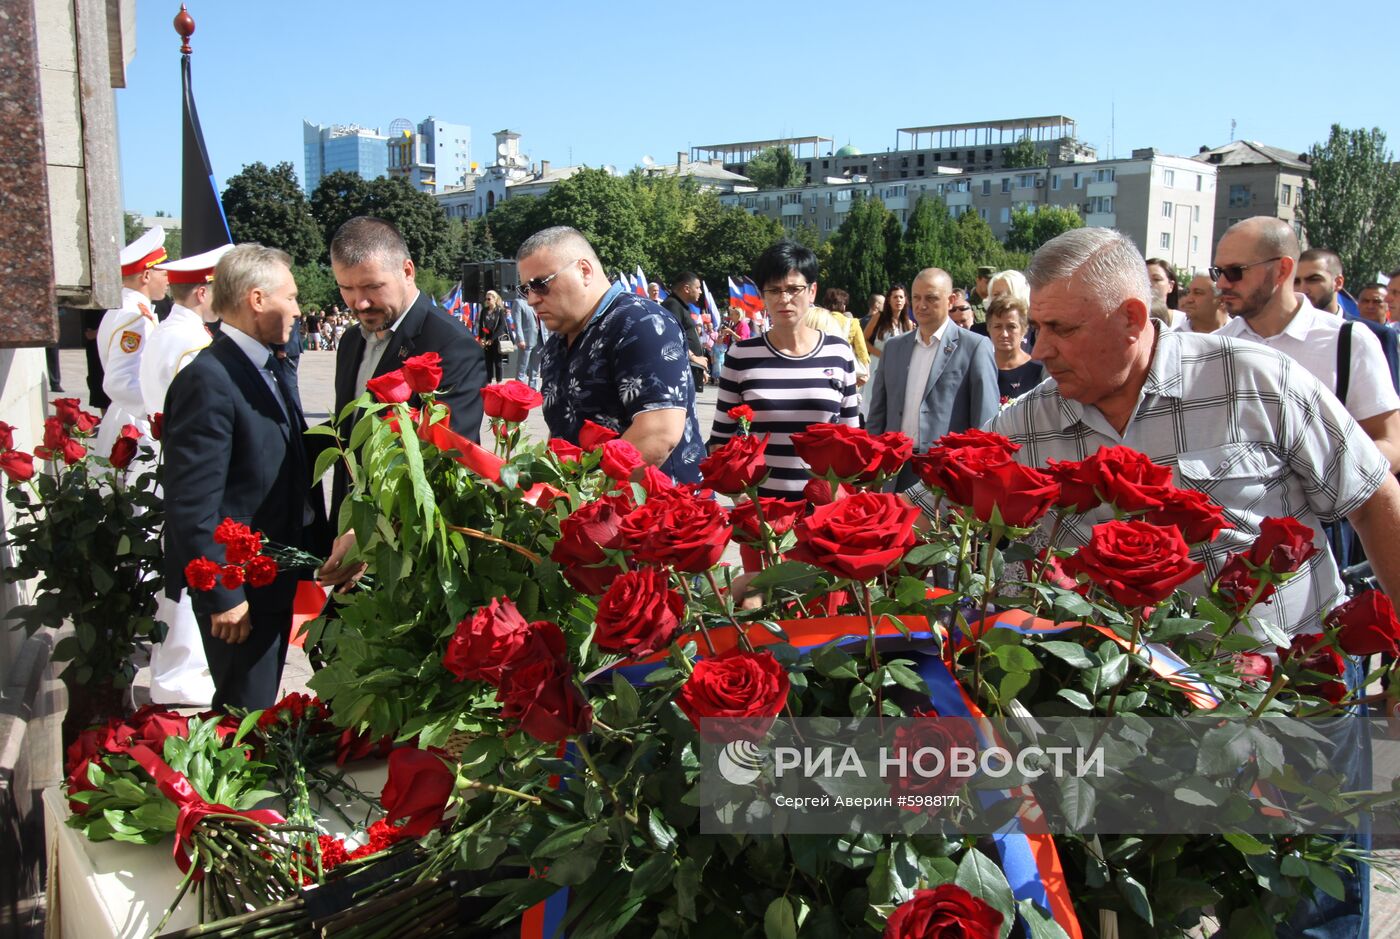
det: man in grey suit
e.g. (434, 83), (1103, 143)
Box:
(867, 267), (1000, 489)
(513, 295), (544, 389)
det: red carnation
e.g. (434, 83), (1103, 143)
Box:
(184, 557), (220, 592)
(727, 404), (755, 427)
(401, 352), (443, 394)
(220, 564), (245, 590)
(246, 555), (279, 588)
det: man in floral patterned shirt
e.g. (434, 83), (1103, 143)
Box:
(518, 227), (705, 483)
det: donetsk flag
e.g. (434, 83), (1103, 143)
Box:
(178, 11), (232, 256)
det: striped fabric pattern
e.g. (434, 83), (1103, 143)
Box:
(709, 333), (860, 497)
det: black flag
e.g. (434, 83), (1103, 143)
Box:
(176, 7), (231, 256)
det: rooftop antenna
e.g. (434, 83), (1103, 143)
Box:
(1230, 118), (1237, 142)
(1109, 101), (1115, 159)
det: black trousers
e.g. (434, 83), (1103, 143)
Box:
(484, 348), (505, 383)
(196, 605), (292, 710)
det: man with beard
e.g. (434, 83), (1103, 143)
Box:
(1214, 219), (1400, 471)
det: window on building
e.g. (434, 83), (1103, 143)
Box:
(982, 179), (991, 195)
(1192, 235), (1199, 253)
(1196, 174), (1203, 191)
(979, 208), (989, 221)
(1001, 178), (1011, 193)
(1017, 174), (1036, 188)
(1072, 172), (1082, 188)
(967, 150), (976, 162)
(917, 154), (925, 167)
(984, 149), (994, 161)
(1228, 184), (1251, 207)
(1193, 205), (1200, 223)
(824, 217), (833, 231)
(1051, 174), (1061, 191)
(1163, 169), (1175, 187)
(900, 171), (908, 178)
(1162, 201), (1173, 217)
(1095, 168), (1116, 183)
(1160, 232), (1171, 249)
(999, 207), (1010, 224)
(933, 152), (942, 161)
(822, 159), (829, 169)
(1280, 183), (1292, 206)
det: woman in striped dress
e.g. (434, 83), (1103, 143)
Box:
(709, 242), (860, 498)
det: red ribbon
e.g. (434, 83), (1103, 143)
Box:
(420, 405), (505, 482)
(126, 744), (286, 877)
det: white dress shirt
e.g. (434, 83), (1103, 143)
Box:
(900, 318), (951, 442)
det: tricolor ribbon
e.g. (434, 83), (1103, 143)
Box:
(125, 744), (286, 878)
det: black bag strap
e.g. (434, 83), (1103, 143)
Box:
(1336, 321), (1353, 404)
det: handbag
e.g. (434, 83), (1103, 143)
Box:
(498, 338), (516, 355)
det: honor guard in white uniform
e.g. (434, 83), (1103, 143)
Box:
(95, 227), (168, 459)
(139, 245), (232, 706)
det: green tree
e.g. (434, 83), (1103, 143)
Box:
(1298, 124), (1400, 282)
(482, 195), (545, 259)
(1004, 204), (1084, 254)
(534, 168), (648, 272)
(290, 261), (339, 311)
(630, 173), (705, 280)
(950, 211), (1007, 289)
(682, 199), (782, 293)
(123, 212), (182, 260)
(308, 170), (372, 251)
(896, 195), (964, 285)
(744, 146), (805, 190)
(827, 195), (893, 308)
(360, 176), (455, 275)
(1001, 136), (1047, 169)
(221, 161), (323, 265)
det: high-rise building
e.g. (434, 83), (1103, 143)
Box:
(302, 120), (389, 194)
(387, 116), (472, 194)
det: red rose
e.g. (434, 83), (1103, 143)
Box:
(246, 555), (279, 588)
(727, 404), (755, 425)
(1044, 458), (1103, 513)
(0, 421), (13, 450)
(495, 621), (592, 742)
(1327, 589), (1400, 657)
(884, 711), (979, 805)
(184, 557), (220, 592)
(220, 564), (246, 589)
(968, 460), (1059, 529)
(1276, 633), (1347, 704)
(935, 428), (1021, 454)
(150, 412), (164, 441)
(335, 727), (395, 766)
(729, 498), (805, 547)
(108, 424), (141, 470)
(594, 568), (685, 658)
(639, 465), (674, 497)
(401, 352), (443, 394)
(1060, 520), (1205, 607)
(552, 496), (630, 594)
(599, 438), (645, 481)
(365, 369), (413, 404)
(872, 432), (914, 478)
(442, 597), (534, 684)
(548, 438), (583, 463)
(1083, 445), (1173, 514)
(911, 445), (1014, 508)
(802, 477), (855, 506)
(482, 380), (544, 422)
(1247, 516), (1318, 574)
(578, 420), (619, 451)
(618, 489), (732, 573)
(884, 884), (1004, 939)
(128, 706), (190, 752)
(790, 423), (882, 480)
(1146, 487), (1231, 545)
(700, 433), (769, 494)
(1212, 553), (1275, 611)
(40, 416), (67, 452)
(380, 748), (455, 837)
(0, 450), (35, 482)
(1234, 652), (1275, 685)
(54, 397), (100, 433)
(60, 438), (87, 466)
(787, 491), (918, 582)
(675, 648), (790, 743)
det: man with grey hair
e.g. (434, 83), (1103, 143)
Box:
(517, 226), (705, 482)
(1177, 273), (1227, 333)
(161, 244), (331, 709)
(965, 226), (1400, 938)
(1213, 220), (1400, 472)
(868, 267), (998, 490)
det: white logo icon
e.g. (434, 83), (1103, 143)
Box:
(717, 740), (766, 785)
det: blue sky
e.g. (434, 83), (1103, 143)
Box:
(118, 0), (1396, 216)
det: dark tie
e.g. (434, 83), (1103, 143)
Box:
(265, 354), (304, 428)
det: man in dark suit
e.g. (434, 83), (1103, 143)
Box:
(867, 267), (1000, 491)
(162, 245), (334, 709)
(327, 217), (486, 524)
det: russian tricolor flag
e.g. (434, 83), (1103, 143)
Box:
(633, 265), (649, 297)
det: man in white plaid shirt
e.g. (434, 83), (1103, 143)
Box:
(918, 227), (1399, 938)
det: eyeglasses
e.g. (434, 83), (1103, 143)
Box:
(761, 283), (811, 301)
(1208, 257), (1282, 284)
(950, 305), (973, 314)
(517, 258), (579, 298)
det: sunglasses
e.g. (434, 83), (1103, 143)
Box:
(1208, 256), (1282, 284)
(517, 258), (579, 298)
(950, 305), (973, 314)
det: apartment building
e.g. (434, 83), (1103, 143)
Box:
(1192, 141), (1310, 248)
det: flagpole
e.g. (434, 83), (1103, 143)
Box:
(174, 4), (232, 255)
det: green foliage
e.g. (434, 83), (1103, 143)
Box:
(1005, 205), (1085, 255)
(683, 199), (783, 291)
(536, 168), (648, 272)
(2, 441), (165, 691)
(290, 262), (339, 312)
(307, 169), (371, 252)
(305, 171), (457, 273)
(1001, 136), (1048, 169)
(1298, 124), (1400, 283)
(123, 212), (183, 260)
(481, 196), (545, 260)
(221, 162), (324, 265)
(744, 145), (806, 189)
(895, 195), (965, 286)
(827, 196), (894, 311)
(951, 211), (1017, 289)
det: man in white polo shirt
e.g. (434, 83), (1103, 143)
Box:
(1213, 218), (1400, 472)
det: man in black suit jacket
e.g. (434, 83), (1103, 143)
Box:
(162, 245), (334, 709)
(327, 217), (486, 526)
